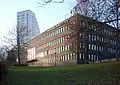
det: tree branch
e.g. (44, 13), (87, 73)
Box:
(37, 0), (64, 6)
(103, 18), (120, 23)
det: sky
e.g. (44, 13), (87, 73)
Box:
(0, 0), (76, 38)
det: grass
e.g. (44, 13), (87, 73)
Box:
(4, 61), (120, 85)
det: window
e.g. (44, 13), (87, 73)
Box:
(97, 36), (99, 41)
(61, 56), (63, 61)
(63, 45), (65, 51)
(91, 55), (93, 60)
(88, 35), (91, 41)
(82, 33), (85, 38)
(94, 45), (96, 50)
(60, 27), (62, 33)
(89, 54), (91, 60)
(61, 27), (63, 32)
(63, 55), (65, 61)
(54, 30), (56, 36)
(58, 38), (60, 43)
(99, 46), (101, 51)
(56, 30), (59, 35)
(63, 36), (65, 42)
(67, 35), (70, 40)
(60, 37), (62, 42)
(82, 43), (85, 48)
(80, 43), (81, 48)
(83, 22), (85, 27)
(94, 36), (96, 41)
(17, 21), (19, 24)
(21, 14), (24, 17)
(67, 54), (69, 60)
(60, 56), (62, 61)
(101, 46), (103, 51)
(56, 47), (58, 53)
(68, 44), (70, 50)
(80, 33), (82, 37)
(89, 44), (91, 49)
(96, 46), (98, 51)
(83, 53), (84, 59)
(72, 53), (76, 60)
(67, 26), (70, 30)
(48, 33), (50, 38)
(101, 38), (104, 42)
(58, 47), (60, 53)
(63, 27), (65, 32)
(61, 37), (64, 42)
(65, 45), (67, 51)
(92, 45), (94, 50)
(65, 55), (67, 61)
(58, 28), (60, 34)
(79, 53), (81, 59)
(59, 47), (61, 53)
(70, 53), (72, 60)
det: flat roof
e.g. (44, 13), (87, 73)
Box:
(17, 10), (35, 15)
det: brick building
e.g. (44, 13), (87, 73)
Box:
(24, 14), (120, 66)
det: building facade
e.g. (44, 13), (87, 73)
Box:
(17, 10), (40, 44)
(24, 14), (120, 66)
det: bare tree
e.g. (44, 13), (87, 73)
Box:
(70, 0), (120, 62)
(72, 0), (120, 26)
(0, 45), (9, 60)
(37, 0), (120, 28)
(2, 25), (29, 65)
(0, 45), (9, 85)
(37, 0), (64, 6)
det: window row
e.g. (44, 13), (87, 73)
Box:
(88, 35), (104, 42)
(108, 48), (116, 53)
(48, 53), (76, 63)
(80, 33), (85, 38)
(88, 35), (117, 45)
(36, 26), (67, 44)
(43, 52), (115, 63)
(88, 54), (99, 61)
(104, 38), (116, 45)
(43, 26), (67, 39)
(36, 36), (66, 51)
(69, 42), (85, 49)
(88, 44), (104, 51)
(45, 36), (65, 47)
(44, 44), (70, 56)
(88, 24), (116, 36)
(103, 29), (116, 36)
(48, 52), (100, 63)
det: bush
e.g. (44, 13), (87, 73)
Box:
(0, 60), (8, 85)
(13, 63), (28, 67)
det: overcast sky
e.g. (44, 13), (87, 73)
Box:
(0, 0), (76, 38)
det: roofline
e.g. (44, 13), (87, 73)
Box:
(24, 13), (118, 44)
(24, 14), (73, 43)
(17, 10), (35, 15)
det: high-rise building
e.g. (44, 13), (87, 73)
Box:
(17, 10), (40, 44)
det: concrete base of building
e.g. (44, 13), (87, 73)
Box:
(27, 57), (120, 67)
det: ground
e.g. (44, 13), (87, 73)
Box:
(4, 61), (120, 85)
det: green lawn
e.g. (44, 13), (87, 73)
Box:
(5, 61), (120, 85)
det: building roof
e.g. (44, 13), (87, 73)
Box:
(17, 10), (35, 15)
